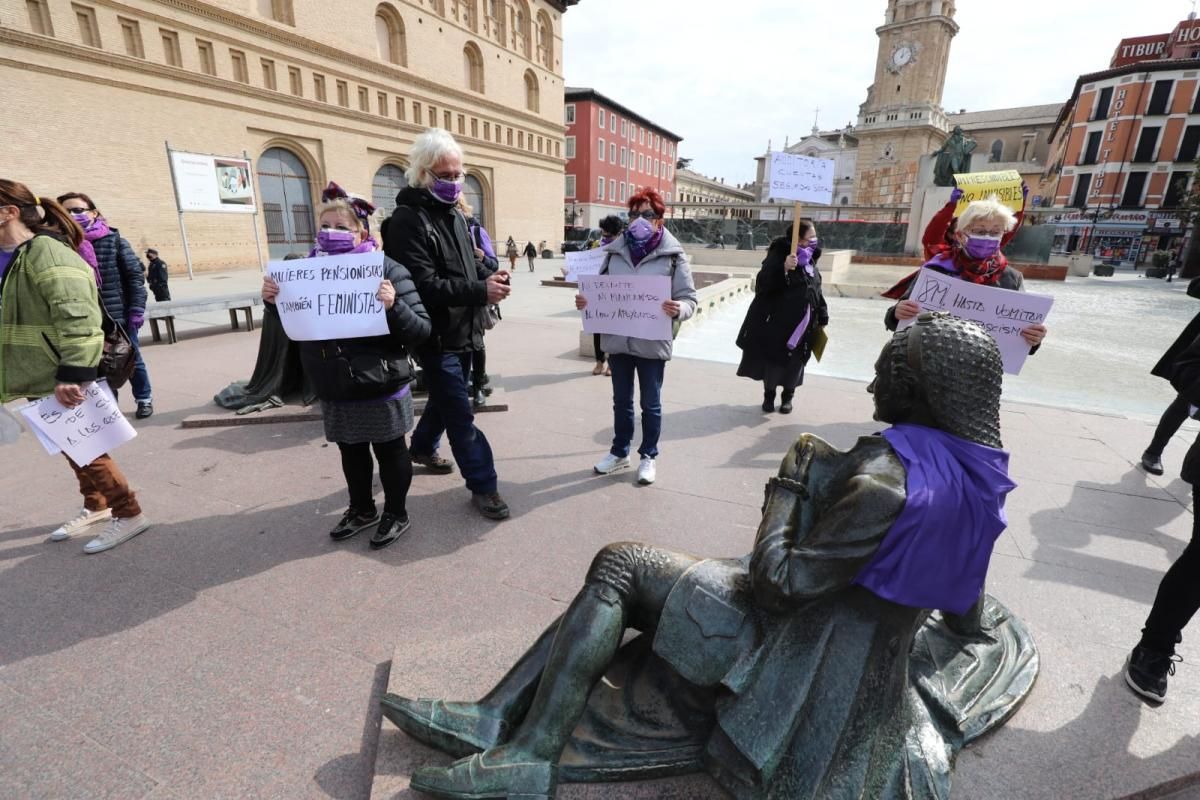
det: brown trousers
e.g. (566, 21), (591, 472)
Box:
(63, 453), (141, 518)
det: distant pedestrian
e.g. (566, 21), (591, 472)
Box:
(1168, 250), (1181, 283)
(57, 192), (155, 419)
(575, 188), (698, 486)
(505, 236), (518, 270)
(523, 240), (537, 272)
(458, 195), (499, 408)
(263, 183), (431, 549)
(145, 248), (170, 301)
(590, 215), (623, 376)
(0, 179), (150, 553)
(383, 128), (513, 521)
(716, 231), (725, 249)
(736, 225), (829, 414)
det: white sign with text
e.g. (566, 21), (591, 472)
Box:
(579, 274), (673, 341)
(899, 268), (1054, 375)
(267, 251), (390, 341)
(564, 248), (608, 282)
(20, 381), (136, 466)
(767, 152), (835, 205)
(168, 151), (257, 214)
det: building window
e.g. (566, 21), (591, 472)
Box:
(231, 50), (248, 83)
(1121, 172), (1147, 208)
(458, 114), (466, 135)
(989, 139), (1003, 162)
(620, 147), (627, 167)
(1192, 86), (1200, 115)
(396, 97), (406, 120)
(598, 137), (605, 161)
(483, 120), (489, 138)
(1164, 172), (1191, 208)
(524, 70), (539, 113)
(27, 1), (54, 36)
(621, 120), (627, 138)
(73, 4), (101, 48)
(261, 58), (277, 90)
(444, 110), (452, 129)
(609, 143), (616, 163)
(609, 179), (616, 200)
(257, 0), (295, 25)
(119, 18), (144, 58)
(565, 136), (576, 159)
(537, 136), (543, 154)
(655, 134), (660, 150)
(337, 80), (349, 107)
(565, 175), (576, 198)
(410, 101), (420, 124)
(1071, 173), (1093, 208)
(378, 92), (388, 116)
(376, 5), (407, 66)
(313, 73), (326, 101)
(358, 86), (370, 111)
(507, 128), (513, 146)
(536, 10), (552, 68)
(429, 105), (437, 125)
(654, 158), (659, 177)
(289, 67), (303, 97)
(1081, 131), (1102, 166)
(638, 153), (644, 172)
(160, 29), (182, 67)
(599, 108), (606, 129)
(1179, 125), (1200, 162)
(197, 40), (216, 75)
(1147, 80), (1173, 116)
(463, 42), (485, 93)
(1093, 86), (1113, 120)
(555, 141), (560, 158)
(470, 118), (478, 138)
(610, 115), (617, 134)
(565, 103), (576, 124)
(597, 176), (605, 200)
(1133, 127), (1160, 163)
(619, 182), (626, 202)
(640, 128), (645, 145)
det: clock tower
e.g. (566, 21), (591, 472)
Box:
(852, 0), (959, 206)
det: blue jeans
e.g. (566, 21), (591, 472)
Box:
(607, 354), (665, 460)
(411, 351), (498, 495)
(128, 326), (152, 404)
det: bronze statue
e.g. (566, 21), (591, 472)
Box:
(933, 126), (977, 187)
(384, 313), (1038, 800)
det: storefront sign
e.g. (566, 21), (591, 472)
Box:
(1110, 34), (1168, 67)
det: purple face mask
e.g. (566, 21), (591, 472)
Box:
(627, 217), (655, 242)
(963, 234), (1002, 260)
(71, 212), (92, 229)
(430, 178), (463, 205)
(317, 228), (357, 254)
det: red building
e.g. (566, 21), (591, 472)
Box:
(1045, 18), (1200, 265)
(562, 87), (683, 229)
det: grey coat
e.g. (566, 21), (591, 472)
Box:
(597, 229), (698, 361)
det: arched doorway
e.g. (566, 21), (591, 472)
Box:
(258, 147), (314, 258)
(372, 163), (408, 219)
(463, 174), (486, 229)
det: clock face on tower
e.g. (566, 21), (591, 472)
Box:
(888, 43), (915, 72)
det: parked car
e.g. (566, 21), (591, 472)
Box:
(561, 227), (602, 253)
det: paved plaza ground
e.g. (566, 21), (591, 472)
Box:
(3, 260), (1200, 799)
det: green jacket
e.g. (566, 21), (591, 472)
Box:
(0, 235), (103, 402)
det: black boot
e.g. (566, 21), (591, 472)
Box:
(779, 392), (794, 414)
(762, 389), (775, 413)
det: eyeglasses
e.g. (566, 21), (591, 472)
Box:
(64, 207), (92, 215)
(629, 210), (659, 220)
(434, 171), (465, 182)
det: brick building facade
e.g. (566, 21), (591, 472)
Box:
(0, 0), (575, 270)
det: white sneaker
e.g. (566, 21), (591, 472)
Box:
(50, 508), (111, 541)
(637, 457), (656, 486)
(593, 453), (630, 474)
(83, 513), (150, 554)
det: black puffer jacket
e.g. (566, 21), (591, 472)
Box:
(91, 228), (147, 321)
(383, 187), (487, 354)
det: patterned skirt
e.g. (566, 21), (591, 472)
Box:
(321, 390), (414, 444)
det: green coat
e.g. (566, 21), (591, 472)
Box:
(0, 235), (103, 403)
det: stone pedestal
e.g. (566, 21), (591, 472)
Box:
(905, 155), (954, 257)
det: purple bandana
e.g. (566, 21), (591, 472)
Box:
(627, 227), (664, 266)
(82, 217), (111, 242)
(853, 423), (1016, 615)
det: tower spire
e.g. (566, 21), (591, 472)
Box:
(812, 106), (821, 135)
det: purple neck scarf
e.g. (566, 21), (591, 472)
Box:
(627, 227), (664, 266)
(82, 217), (111, 242)
(786, 307), (811, 351)
(853, 423), (1016, 615)
(77, 239), (102, 286)
(308, 237), (378, 258)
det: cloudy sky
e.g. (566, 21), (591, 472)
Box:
(563, 0), (1190, 185)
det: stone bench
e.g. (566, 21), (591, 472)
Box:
(147, 293), (263, 344)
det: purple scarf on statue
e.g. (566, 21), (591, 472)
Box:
(627, 227), (664, 267)
(853, 423), (1016, 615)
(307, 237), (379, 258)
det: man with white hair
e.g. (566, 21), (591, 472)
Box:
(383, 129), (512, 520)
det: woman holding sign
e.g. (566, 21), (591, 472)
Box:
(736, 224), (829, 414)
(263, 190), (431, 550)
(575, 188), (698, 486)
(884, 197), (1048, 350)
(0, 179), (149, 554)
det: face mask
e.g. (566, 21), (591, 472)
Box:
(627, 217), (655, 242)
(317, 228), (357, 254)
(963, 234), (1002, 260)
(430, 178), (463, 205)
(71, 212), (92, 228)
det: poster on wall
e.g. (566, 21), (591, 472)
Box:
(168, 150), (257, 214)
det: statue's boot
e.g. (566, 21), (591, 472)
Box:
(380, 697), (510, 758)
(410, 752), (557, 800)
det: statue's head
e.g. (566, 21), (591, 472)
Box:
(868, 313), (1003, 448)
(952, 125), (964, 136)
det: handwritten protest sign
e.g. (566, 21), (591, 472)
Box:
(899, 269), (1053, 375)
(767, 152), (835, 205)
(579, 274), (672, 340)
(267, 251), (390, 341)
(952, 170), (1023, 217)
(20, 381), (136, 466)
(564, 248), (608, 282)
